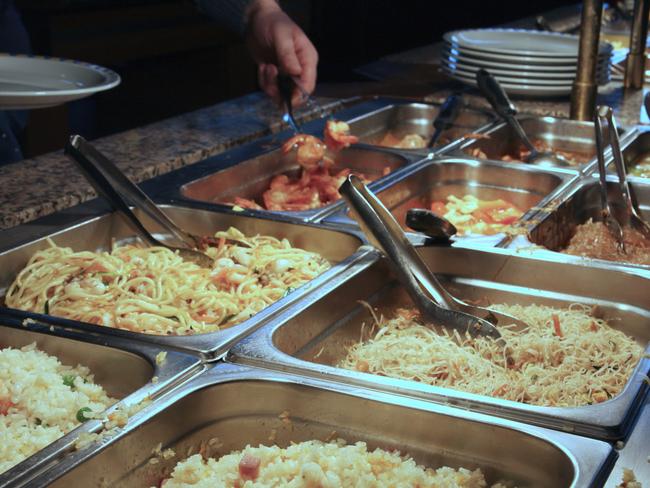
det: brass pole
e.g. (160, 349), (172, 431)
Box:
(624, 0), (650, 89)
(570, 0), (604, 121)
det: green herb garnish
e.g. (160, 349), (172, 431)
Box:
(283, 287), (295, 298)
(62, 374), (76, 388)
(76, 407), (92, 423)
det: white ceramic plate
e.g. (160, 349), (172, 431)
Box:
(441, 68), (573, 97)
(444, 28), (612, 58)
(443, 60), (610, 83)
(444, 42), (612, 65)
(441, 58), (610, 84)
(0, 54), (121, 110)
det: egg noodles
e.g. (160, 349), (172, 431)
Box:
(6, 227), (330, 335)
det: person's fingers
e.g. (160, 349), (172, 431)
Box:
(259, 63), (281, 104)
(273, 21), (303, 77)
(292, 31), (318, 106)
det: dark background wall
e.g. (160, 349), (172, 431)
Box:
(12, 0), (574, 157)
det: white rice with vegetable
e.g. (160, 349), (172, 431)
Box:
(160, 439), (512, 487)
(0, 343), (115, 473)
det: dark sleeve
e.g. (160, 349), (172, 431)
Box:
(194, 0), (254, 36)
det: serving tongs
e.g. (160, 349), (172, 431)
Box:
(64, 135), (214, 268)
(340, 175), (530, 343)
(594, 106), (650, 250)
(278, 74), (301, 134)
(476, 69), (572, 167)
(427, 93), (461, 148)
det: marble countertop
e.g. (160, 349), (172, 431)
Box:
(0, 92), (341, 231)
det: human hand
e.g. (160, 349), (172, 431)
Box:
(246, 0), (318, 106)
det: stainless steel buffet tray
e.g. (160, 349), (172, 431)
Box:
(604, 392), (650, 487)
(178, 144), (416, 221)
(510, 176), (650, 271)
(324, 156), (578, 246)
(0, 312), (202, 487)
(229, 246), (650, 440)
(457, 115), (633, 171)
(345, 101), (494, 154)
(41, 362), (615, 488)
(0, 204), (365, 357)
(612, 128), (650, 180)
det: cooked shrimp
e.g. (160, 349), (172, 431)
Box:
(281, 134), (326, 169)
(324, 120), (358, 151)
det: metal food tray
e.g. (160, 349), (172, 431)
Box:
(0, 203), (366, 357)
(324, 156), (578, 247)
(0, 312), (201, 487)
(604, 392), (650, 487)
(179, 145), (414, 221)
(41, 363), (614, 488)
(457, 115), (634, 171)
(512, 176), (650, 271)
(344, 101), (494, 155)
(229, 246), (650, 440)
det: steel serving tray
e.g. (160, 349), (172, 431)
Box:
(344, 101), (495, 155)
(457, 115), (634, 171)
(611, 128), (650, 180)
(512, 176), (650, 272)
(0, 203), (366, 358)
(229, 245), (650, 440)
(604, 392), (650, 487)
(41, 362), (614, 488)
(176, 145), (415, 221)
(324, 156), (578, 247)
(0, 311), (201, 487)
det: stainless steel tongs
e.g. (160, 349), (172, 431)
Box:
(340, 175), (529, 343)
(594, 106), (650, 252)
(64, 135), (214, 268)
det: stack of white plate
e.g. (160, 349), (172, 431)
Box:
(441, 29), (613, 97)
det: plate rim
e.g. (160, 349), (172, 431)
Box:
(443, 28), (613, 58)
(0, 53), (121, 99)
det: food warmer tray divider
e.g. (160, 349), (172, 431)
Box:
(143, 99), (434, 224)
(0, 310), (204, 488)
(36, 361), (616, 488)
(322, 155), (581, 248)
(504, 173), (650, 273)
(227, 245), (650, 441)
(453, 115), (638, 176)
(0, 201), (372, 359)
(603, 391), (650, 487)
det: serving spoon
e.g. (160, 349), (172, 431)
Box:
(596, 106), (650, 241)
(340, 175), (531, 343)
(64, 135), (215, 268)
(405, 208), (457, 242)
(476, 69), (572, 167)
(277, 74), (301, 134)
(427, 93), (461, 148)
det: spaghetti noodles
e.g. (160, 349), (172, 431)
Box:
(6, 227), (330, 335)
(339, 304), (643, 407)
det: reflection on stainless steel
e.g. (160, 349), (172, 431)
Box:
(44, 363), (614, 488)
(345, 102), (494, 153)
(180, 146), (410, 220)
(326, 158), (575, 242)
(0, 315), (201, 487)
(0, 204), (364, 357)
(459, 116), (627, 168)
(527, 179), (650, 267)
(624, 0), (650, 89)
(229, 246), (650, 439)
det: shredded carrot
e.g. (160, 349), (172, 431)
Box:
(552, 314), (563, 337)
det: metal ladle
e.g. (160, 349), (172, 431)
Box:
(476, 69), (573, 167)
(340, 175), (530, 342)
(64, 135), (215, 268)
(405, 208), (457, 242)
(596, 105), (650, 241)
